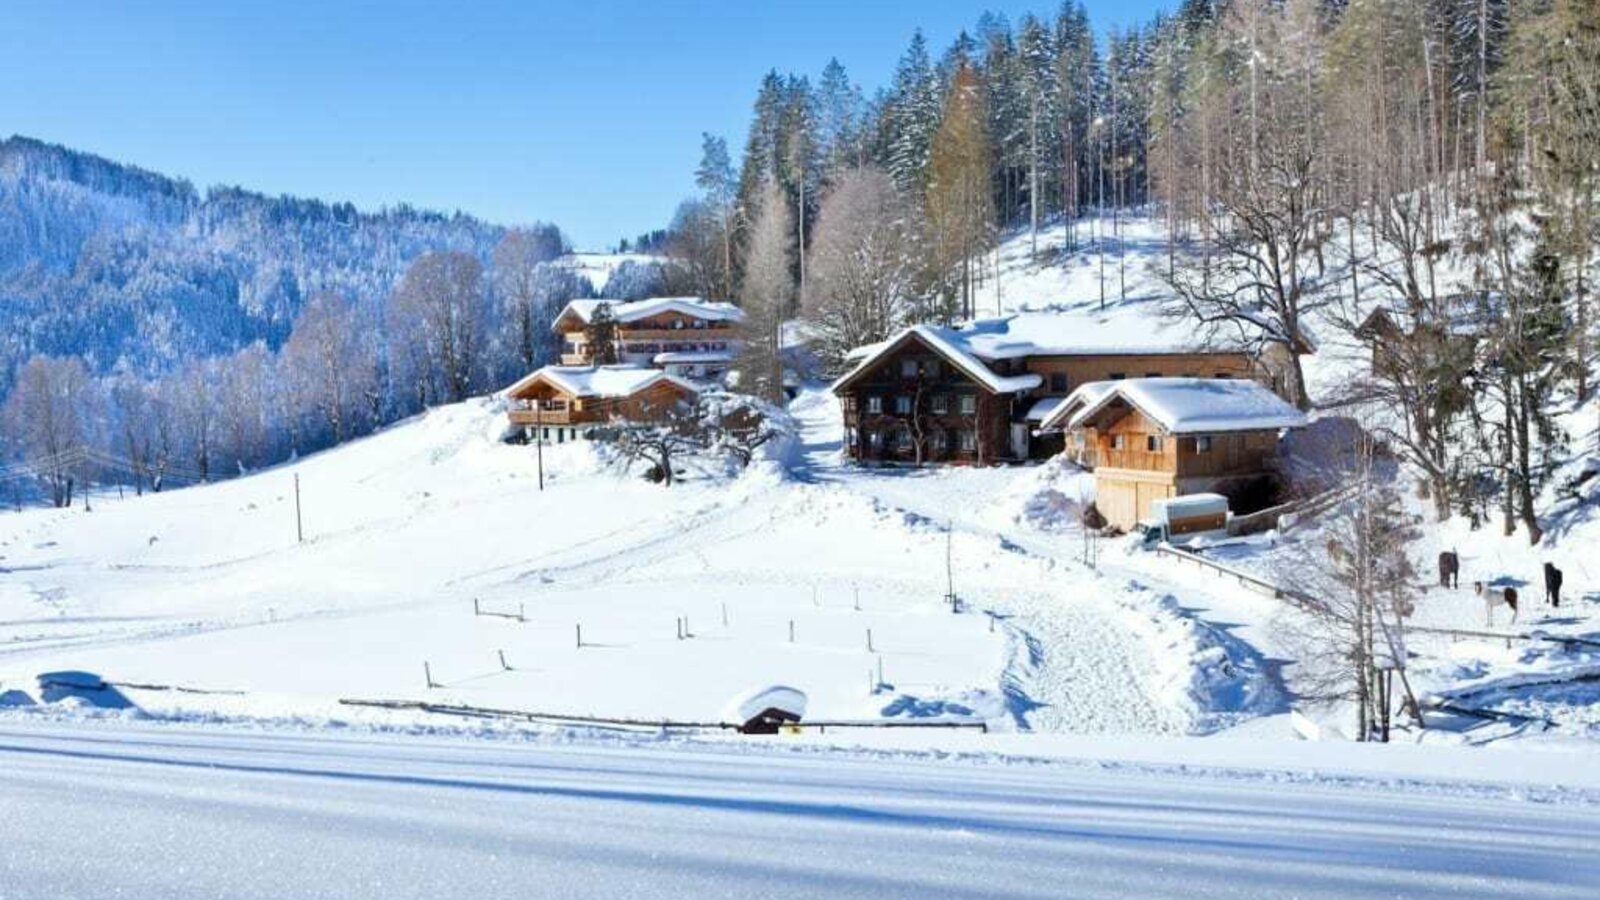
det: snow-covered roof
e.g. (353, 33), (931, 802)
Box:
(1036, 382), (1118, 431)
(653, 351), (734, 365)
(552, 297), (745, 330)
(1023, 397), (1066, 423)
(1358, 292), (1501, 340)
(833, 310), (1270, 398)
(502, 365), (700, 400)
(830, 326), (1043, 396)
(1058, 378), (1307, 435)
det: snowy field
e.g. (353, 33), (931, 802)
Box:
(3, 718), (1598, 900)
(2, 219), (1600, 894)
(0, 385), (1273, 737)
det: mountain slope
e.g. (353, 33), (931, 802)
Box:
(0, 136), (507, 381)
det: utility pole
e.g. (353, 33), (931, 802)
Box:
(944, 520), (958, 613)
(535, 399), (545, 492)
(294, 473), (303, 543)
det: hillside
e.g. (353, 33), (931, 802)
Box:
(0, 136), (507, 381)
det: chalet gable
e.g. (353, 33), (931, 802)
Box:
(830, 326), (1043, 396)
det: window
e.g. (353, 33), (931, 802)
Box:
(1109, 372), (1126, 380)
(1074, 432), (1086, 448)
(671, 319), (684, 330)
(931, 430), (947, 452)
(895, 427), (913, 450)
(692, 320), (706, 329)
(926, 360), (940, 378)
(1111, 434), (1127, 450)
(867, 396), (883, 415)
(958, 430), (977, 452)
(895, 395), (913, 415)
(1195, 436), (1213, 453)
(959, 395), (977, 415)
(1146, 435), (1164, 452)
(1214, 372), (1232, 379)
(901, 359), (919, 378)
(931, 394), (949, 415)
(847, 429), (858, 447)
(1049, 373), (1069, 393)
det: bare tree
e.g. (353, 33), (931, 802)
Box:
(612, 403), (706, 487)
(737, 180), (795, 404)
(492, 226), (568, 371)
(3, 356), (94, 507)
(387, 251), (486, 404)
(217, 342), (271, 475)
(802, 166), (916, 372)
(283, 292), (366, 444)
(1279, 434), (1421, 742)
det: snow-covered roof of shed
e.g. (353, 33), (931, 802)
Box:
(1036, 381), (1117, 431)
(553, 297), (745, 330)
(1064, 378), (1307, 435)
(1023, 397), (1066, 422)
(502, 365), (700, 400)
(830, 325), (1043, 395)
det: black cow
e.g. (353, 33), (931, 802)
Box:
(1544, 562), (1564, 608)
(1437, 551), (1460, 589)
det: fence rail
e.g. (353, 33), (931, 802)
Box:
(337, 697), (989, 734)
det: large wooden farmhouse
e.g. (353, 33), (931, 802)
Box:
(502, 366), (699, 443)
(831, 313), (1296, 466)
(1039, 378), (1307, 529)
(552, 297), (744, 381)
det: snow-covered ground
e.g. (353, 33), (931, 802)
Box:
(3, 717), (1598, 899)
(1, 216), (1599, 892)
(3, 217), (1598, 752)
(0, 384), (1277, 739)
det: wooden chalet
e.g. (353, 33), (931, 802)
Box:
(1040, 378), (1307, 529)
(502, 365), (699, 442)
(831, 315), (1296, 466)
(552, 297), (744, 380)
(1355, 293), (1496, 377)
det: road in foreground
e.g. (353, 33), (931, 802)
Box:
(1, 720), (1597, 899)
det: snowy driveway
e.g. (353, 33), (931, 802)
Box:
(2, 720), (1597, 899)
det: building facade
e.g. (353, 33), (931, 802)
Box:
(1042, 378), (1307, 529)
(552, 297), (743, 381)
(502, 366), (699, 443)
(831, 316), (1293, 466)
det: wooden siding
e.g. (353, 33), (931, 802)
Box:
(837, 335), (1014, 465)
(1024, 352), (1261, 395)
(505, 380), (695, 429)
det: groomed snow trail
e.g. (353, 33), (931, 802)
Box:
(1, 720), (1596, 899)
(788, 389), (1277, 734)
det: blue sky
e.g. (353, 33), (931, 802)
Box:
(3, 1), (1169, 250)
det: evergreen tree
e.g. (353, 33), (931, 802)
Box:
(886, 31), (941, 191)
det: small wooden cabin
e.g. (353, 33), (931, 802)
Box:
(1046, 378), (1307, 529)
(502, 365), (699, 442)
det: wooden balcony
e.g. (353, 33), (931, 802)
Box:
(618, 326), (734, 341)
(507, 406), (582, 426)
